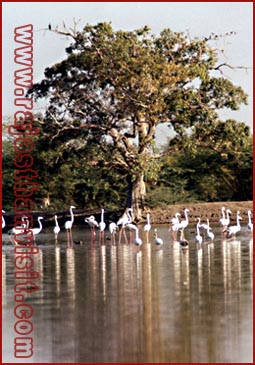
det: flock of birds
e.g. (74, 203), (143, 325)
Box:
(2, 206), (253, 248)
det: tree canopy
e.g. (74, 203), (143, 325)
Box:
(25, 22), (250, 219)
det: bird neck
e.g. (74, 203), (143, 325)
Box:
(196, 224), (200, 235)
(147, 215), (150, 224)
(70, 208), (74, 223)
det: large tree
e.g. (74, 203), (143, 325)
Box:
(29, 22), (248, 220)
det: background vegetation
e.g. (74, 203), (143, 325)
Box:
(2, 23), (252, 216)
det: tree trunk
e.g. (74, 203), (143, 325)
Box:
(128, 174), (146, 222)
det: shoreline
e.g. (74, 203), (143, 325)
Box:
(149, 200), (253, 224)
(2, 201), (253, 229)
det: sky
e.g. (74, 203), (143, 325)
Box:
(2, 1), (253, 144)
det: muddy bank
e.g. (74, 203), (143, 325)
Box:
(149, 201), (253, 225)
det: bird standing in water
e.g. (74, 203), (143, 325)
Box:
(144, 213), (151, 242)
(194, 218), (203, 244)
(54, 215), (60, 242)
(99, 209), (106, 241)
(154, 228), (163, 246)
(65, 206), (75, 245)
(85, 215), (99, 241)
(247, 210), (253, 232)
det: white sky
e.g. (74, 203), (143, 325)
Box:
(2, 2), (253, 143)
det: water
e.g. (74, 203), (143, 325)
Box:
(2, 225), (253, 363)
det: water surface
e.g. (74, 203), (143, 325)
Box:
(2, 225), (253, 363)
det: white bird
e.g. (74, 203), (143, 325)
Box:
(154, 228), (163, 246)
(170, 213), (181, 240)
(205, 219), (214, 241)
(117, 208), (133, 227)
(2, 210), (6, 229)
(31, 217), (44, 239)
(132, 226), (142, 246)
(175, 209), (189, 242)
(219, 208), (231, 231)
(144, 213), (151, 233)
(53, 215), (60, 241)
(247, 210), (253, 231)
(85, 215), (99, 236)
(99, 208), (106, 233)
(109, 222), (118, 235)
(8, 215), (29, 236)
(64, 206), (76, 230)
(226, 211), (242, 238)
(199, 218), (210, 232)
(195, 218), (203, 244)
(178, 208), (190, 230)
(117, 208), (133, 244)
(143, 213), (151, 242)
(219, 206), (226, 225)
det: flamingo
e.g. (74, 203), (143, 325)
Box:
(219, 206), (226, 225)
(65, 206), (76, 230)
(85, 215), (99, 236)
(144, 213), (151, 237)
(53, 215), (60, 241)
(31, 217), (44, 240)
(195, 218), (203, 244)
(247, 210), (253, 231)
(117, 208), (133, 227)
(132, 226), (142, 247)
(170, 213), (181, 241)
(99, 209), (106, 234)
(226, 211), (242, 238)
(205, 219), (214, 241)
(2, 210), (5, 229)
(65, 205), (75, 244)
(109, 222), (118, 243)
(220, 208), (231, 232)
(176, 208), (189, 241)
(179, 227), (189, 247)
(178, 208), (190, 230)
(8, 216), (29, 236)
(109, 222), (118, 235)
(117, 208), (133, 244)
(154, 228), (163, 246)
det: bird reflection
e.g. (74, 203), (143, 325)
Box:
(66, 247), (76, 302)
(55, 246), (61, 301)
(100, 245), (107, 301)
(2, 251), (6, 306)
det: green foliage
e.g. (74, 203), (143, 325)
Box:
(2, 22), (250, 213)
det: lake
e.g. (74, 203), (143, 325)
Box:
(2, 224), (253, 363)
